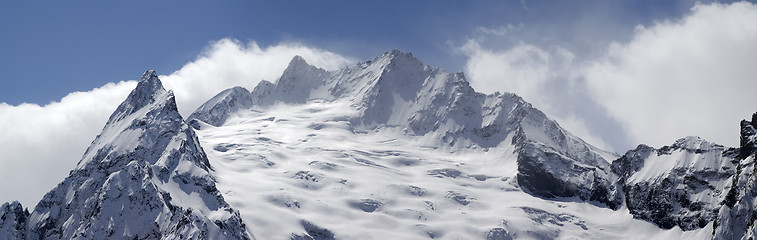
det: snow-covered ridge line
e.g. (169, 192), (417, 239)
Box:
(189, 50), (625, 210)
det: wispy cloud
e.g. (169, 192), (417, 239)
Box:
(475, 24), (523, 37)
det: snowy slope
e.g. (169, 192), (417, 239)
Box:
(190, 50), (623, 210)
(6, 71), (251, 239)
(195, 100), (714, 239)
(186, 50), (734, 239)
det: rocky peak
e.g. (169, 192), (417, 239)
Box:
(372, 50), (425, 85)
(279, 56), (327, 83)
(107, 69), (172, 125)
(275, 56), (329, 103)
(611, 144), (655, 180)
(374, 49), (423, 67)
(740, 112), (757, 159)
(77, 70), (183, 169)
(0, 201), (28, 240)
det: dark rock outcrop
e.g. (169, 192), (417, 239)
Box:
(0, 201), (29, 239)
(613, 137), (737, 230)
(712, 112), (757, 239)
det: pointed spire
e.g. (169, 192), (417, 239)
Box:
(134, 69), (165, 98)
(106, 70), (170, 124)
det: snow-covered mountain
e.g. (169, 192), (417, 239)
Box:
(1, 50), (755, 239)
(190, 50), (624, 210)
(612, 136), (738, 230)
(186, 50), (746, 239)
(0, 71), (250, 239)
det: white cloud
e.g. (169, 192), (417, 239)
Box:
(461, 40), (573, 110)
(461, 2), (757, 152)
(0, 39), (353, 207)
(584, 2), (757, 148)
(0, 81), (135, 208)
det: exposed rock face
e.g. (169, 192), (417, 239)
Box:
(613, 137), (738, 230)
(0, 201), (28, 240)
(513, 109), (623, 209)
(23, 71), (251, 239)
(712, 113), (757, 239)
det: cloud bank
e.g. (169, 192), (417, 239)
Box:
(584, 2), (757, 149)
(0, 40), (353, 207)
(462, 2), (757, 152)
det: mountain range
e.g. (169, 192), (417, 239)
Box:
(1, 50), (755, 239)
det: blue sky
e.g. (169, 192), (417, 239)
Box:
(2, 1), (757, 207)
(0, 0), (713, 105)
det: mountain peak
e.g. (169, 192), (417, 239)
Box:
(374, 49), (423, 67)
(382, 49), (411, 58)
(141, 69), (158, 80)
(28, 69), (250, 239)
(289, 55), (308, 66)
(107, 70), (172, 124)
(136, 69), (164, 96)
(282, 55), (318, 76)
